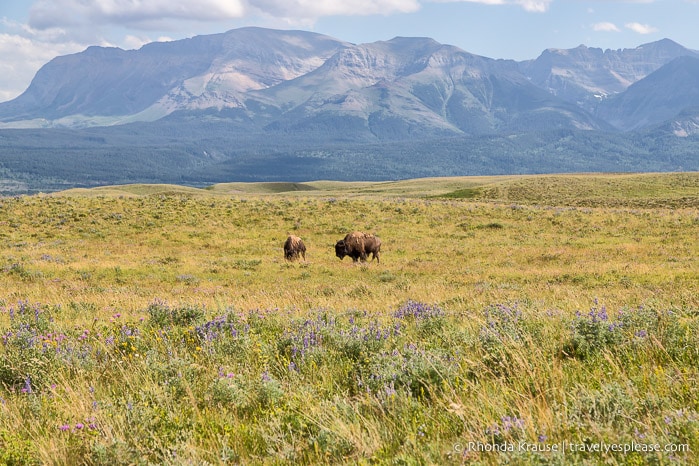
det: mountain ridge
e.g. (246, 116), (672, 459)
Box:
(1, 28), (697, 135)
(0, 27), (698, 193)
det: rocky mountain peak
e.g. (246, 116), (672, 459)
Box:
(1, 28), (698, 137)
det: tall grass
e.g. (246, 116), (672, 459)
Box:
(0, 174), (697, 464)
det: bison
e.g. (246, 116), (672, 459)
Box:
(335, 231), (381, 263)
(284, 235), (306, 261)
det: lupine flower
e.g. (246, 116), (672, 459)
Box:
(22, 376), (32, 394)
(500, 415), (525, 432)
(393, 300), (444, 320)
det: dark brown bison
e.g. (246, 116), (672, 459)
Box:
(284, 235), (306, 261)
(335, 231), (381, 263)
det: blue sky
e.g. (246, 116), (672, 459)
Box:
(1, 0), (698, 103)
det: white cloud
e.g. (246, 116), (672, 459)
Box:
(625, 22), (658, 34)
(29, 0), (247, 30)
(28, 0), (423, 32)
(585, 0), (654, 3)
(121, 34), (175, 51)
(431, 0), (505, 4)
(249, 0), (421, 18)
(429, 0), (552, 12)
(514, 0), (553, 12)
(0, 31), (84, 101)
(592, 22), (620, 32)
(25, 0), (560, 38)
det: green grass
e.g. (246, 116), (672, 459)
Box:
(458, 173), (699, 208)
(0, 172), (698, 464)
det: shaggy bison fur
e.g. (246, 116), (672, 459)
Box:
(284, 235), (306, 261)
(335, 231), (381, 263)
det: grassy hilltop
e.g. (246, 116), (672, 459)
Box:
(0, 173), (698, 464)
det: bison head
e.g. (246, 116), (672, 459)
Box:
(335, 240), (347, 260)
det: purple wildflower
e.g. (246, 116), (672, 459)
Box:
(22, 376), (32, 394)
(393, 300), (444, 320)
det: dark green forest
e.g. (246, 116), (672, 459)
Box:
(1, 116), (698, 194)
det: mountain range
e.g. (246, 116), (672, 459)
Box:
(1, 27), (698, 193)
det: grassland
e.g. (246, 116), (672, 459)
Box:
(1, 172), (698, 464)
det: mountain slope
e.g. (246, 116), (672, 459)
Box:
(596, 56), (699, 131)
(521, 39), (699, 110)
(243, 37), (606, 138)
(1, 29), (697, 136)
(0, 28), (348, 126)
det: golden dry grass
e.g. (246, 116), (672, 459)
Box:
(0, 172), (697, 464)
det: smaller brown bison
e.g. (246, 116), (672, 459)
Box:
(335, 231), (381, 263)
(284, 235), (306, 261)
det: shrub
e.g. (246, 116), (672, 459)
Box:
(210, 371), (284, 416)
(478, 304), (527, 376)
(0, 429), (37, 466)
(147, 300), (205, 327)
(393, 300), (444, 320)
(563, 303), (623, 360)
(362, 345), (459, 400)
(0, 301), (62, 390)
(568, 382), (637, 427)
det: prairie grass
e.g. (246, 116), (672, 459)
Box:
(0, 173), (697, 464)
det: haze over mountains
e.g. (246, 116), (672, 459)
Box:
(1, 27), (698, 193)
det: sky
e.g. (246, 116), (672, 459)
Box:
(1, 0), (699, 103)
